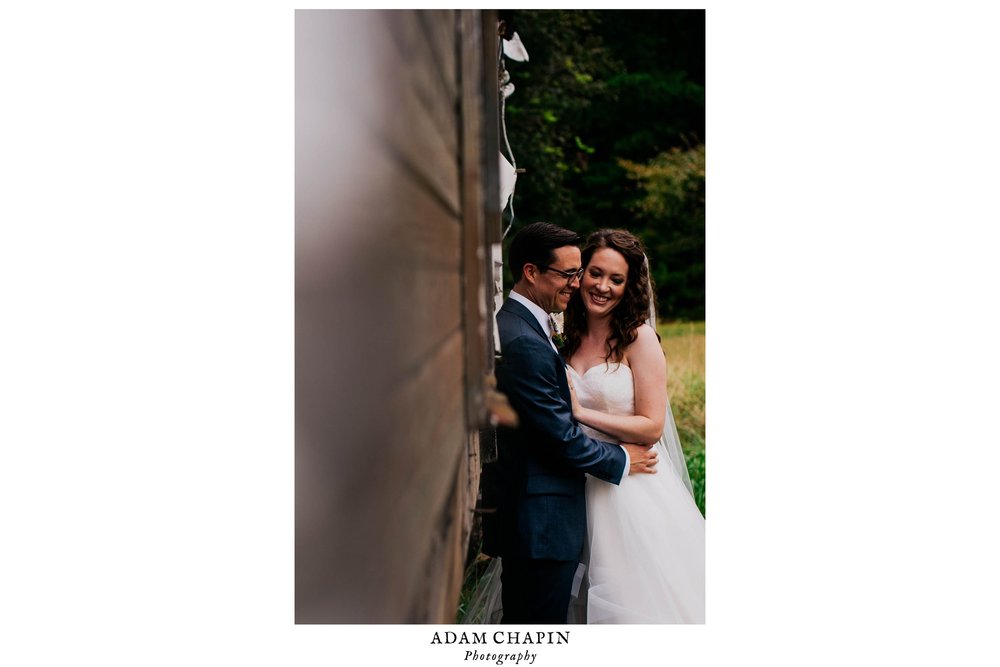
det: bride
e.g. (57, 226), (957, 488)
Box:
(463, 228), (704, 624)
(563, 228), (704, 624)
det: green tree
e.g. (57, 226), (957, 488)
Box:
(501, 10), (705, 319)
(502, 10), (624, 227)
(620, 145), (705, 319)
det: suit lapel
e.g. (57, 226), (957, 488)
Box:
(501, 298), (550, 343)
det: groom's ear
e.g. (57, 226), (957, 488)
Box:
(522, 263), (539, 285)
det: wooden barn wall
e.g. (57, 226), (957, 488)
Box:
(295, 9), (498, 623)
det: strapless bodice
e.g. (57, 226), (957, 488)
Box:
(567, 363), (634, 441)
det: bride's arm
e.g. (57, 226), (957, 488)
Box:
(570, 324), (667, 444)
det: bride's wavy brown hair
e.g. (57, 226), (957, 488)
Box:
(562, 229), (657, 364)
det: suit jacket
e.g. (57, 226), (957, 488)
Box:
(483, 297), (626, 561)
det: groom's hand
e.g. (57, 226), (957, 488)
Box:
(623, 443), (658, 474)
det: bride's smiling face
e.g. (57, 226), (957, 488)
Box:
(582, 247), (628, 317)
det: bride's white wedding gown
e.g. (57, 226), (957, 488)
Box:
(569, 362), (705, 624)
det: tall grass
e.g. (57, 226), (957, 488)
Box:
(658, 320), (706, 516)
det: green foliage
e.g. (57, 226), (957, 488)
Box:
(620, 145), (705, 319)
(574, 135), (596, 155)
(686, 449), (706, 517)
(620, 145), (705, 220)
(500, 9), (705, 319)
(667, 354), (706, 513)
(656, 320), (705, 516)
(502, 10), (623, 231)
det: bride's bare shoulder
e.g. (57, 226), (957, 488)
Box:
(633, 322), (660, 346)
(623, 323), (663, 367)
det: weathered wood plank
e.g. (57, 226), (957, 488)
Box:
(297, 10), (461, 220)
(377, 10), (461, 187)
(296, 8), (496, 624)
(296, 328), (466, 622)
(415, 9), (459, 105)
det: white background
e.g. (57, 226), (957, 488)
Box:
(2, 2), (998, 665)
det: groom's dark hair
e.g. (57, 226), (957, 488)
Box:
(509, 222), (581, 284)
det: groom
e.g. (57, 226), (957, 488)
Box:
(486, 222), (658, 624)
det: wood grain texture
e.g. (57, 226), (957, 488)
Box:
(296, 9), (496, 623)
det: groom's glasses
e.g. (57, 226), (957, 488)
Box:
(539, 265), (585, 282)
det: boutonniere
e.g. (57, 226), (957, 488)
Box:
(549, 313), (566, 350)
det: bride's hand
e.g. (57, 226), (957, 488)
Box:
(566, 369), (582, 417)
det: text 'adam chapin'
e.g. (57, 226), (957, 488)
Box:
(430, 631), (570, 645)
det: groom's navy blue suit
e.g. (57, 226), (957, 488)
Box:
(486, 297), (626, 623)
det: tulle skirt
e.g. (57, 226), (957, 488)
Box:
(574, 438), (705, 624)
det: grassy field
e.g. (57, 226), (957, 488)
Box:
(658, 320), (706, 516)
